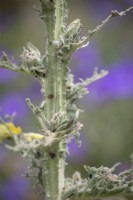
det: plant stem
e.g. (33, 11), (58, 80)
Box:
(41, 0), (67, 199)
(53, 0), (67, 113)
(43, 6), (55, 119)
(43, 140), (66, 200)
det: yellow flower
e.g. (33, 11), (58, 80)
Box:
(6, 122), (22, 135)
(23, 133), (44, 143)
(0, 122), (44, 143)
(0, 122), (22, 142)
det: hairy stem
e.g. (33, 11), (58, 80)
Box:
(43, 140), (66, 200)
(41, 0), (67, 199)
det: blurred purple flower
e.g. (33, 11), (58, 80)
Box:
(127, 0), (133, 6)
(72, 44), (102, 82)
(88, 59), (133, 103)
(89, 0), (118, 16)
(28, 80), (43, 103)
(0, 92), (28, 123)
(0, 175), (30, 200)
(67, 133), (90, 163)
(73, 43), (133, 103)
(88, 1), (127, 20)
(0, 69), (18, 84)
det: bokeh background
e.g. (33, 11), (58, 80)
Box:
(0, 0), (133, 199)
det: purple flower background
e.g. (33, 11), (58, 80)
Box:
(0, 0), (133, 199)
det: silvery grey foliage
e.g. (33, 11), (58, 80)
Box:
(0, 1), (133, 200)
